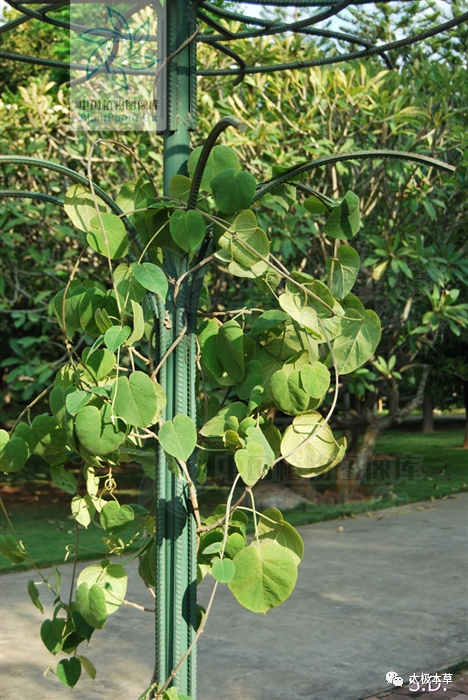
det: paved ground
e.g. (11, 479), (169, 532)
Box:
(1, 493), (467, 700)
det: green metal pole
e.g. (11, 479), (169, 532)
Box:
(156, 1), (198, 696)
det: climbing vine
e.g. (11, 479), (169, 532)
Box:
(0, 129), (382, 697)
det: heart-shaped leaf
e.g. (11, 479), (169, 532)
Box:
(211, 169), (257, 215)
(159, 414), (197, 462)
(78, 287), (106, 337)
(41, 618), (65, 654)
(75, 404), (126, 456)
(217, 320), (245, 384)
(258, 508), (304, 564)
(65, 390), (91, 416)
(332, 308), (381, 374)
(77, 561), (127, 615)
(56, 657), (82, 688)
(71, 495), (96, 528)
(111, 371), (165, 428)
(228, 540), (297, 613)
(64, 184), (106, 232)
(81, 347), (116, 381)
(104, 325), (131, 352)
(169, 209), (206, 253)
(132, 262), (168, 301)
(51, 465), (77, 494)
(323, 190), (360, 240)
(87, 213), (129, 259)
(75, 581), (108, 629)
(300, 362), (331, 398)
(0, 432), (29, 474)
(187, 144), (240, 193)
(326, 245), (360, 299)
(234, 442), (265, 487)
(100, 501), (135, 535)
(212, 556), (236, 583)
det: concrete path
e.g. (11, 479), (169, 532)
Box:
(1, 494), (467, 700)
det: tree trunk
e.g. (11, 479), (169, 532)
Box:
(422, 394), (434, 433)
(349, 418), (384, 480)
(463, 381), (468, 449)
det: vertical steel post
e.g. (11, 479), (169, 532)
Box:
(155, 1), (198, 697)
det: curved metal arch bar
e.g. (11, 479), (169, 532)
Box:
(254, 149), (456, 202)
(0, 190), (64, 207)
(199, 9), (468, 77)
(0, 156), (144, 253)
(209, 41), (247, 86)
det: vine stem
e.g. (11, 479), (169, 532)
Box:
(151, 323), (188, 379)
(177, 459), (202, 531)
(11, 383), (53, 431)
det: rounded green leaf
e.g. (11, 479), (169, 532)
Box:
(56, 657), (82, 688)
(77, 561), (127, 615)
(228, 540), (297, 613)
(104, 325), (131, 352)
(250, 310), (288, 337)
(100, 501), (135, 535)
(326, 245), (360, 299)
(75, 404), (126, 456)
(279, 292), (321, 337)
(169, 174), (192, 202)
(132, 262), (168, 301)
(217, 320), (245, 384)
(65, 390), (91, 417)
(187, 144), (240, 193)
(41, 618), (65, 654)
(71, 495), (96, 529)
(280, 411), (341, 474)
(258, 508), (304, 564)
(200, 402), (248, 438)
(50, 465), (77, 494)
(159, 414), (197, 462)
(81, 347), (116, 381)
(78, 287), (106, 337)
(169, 209), (206, 253)
(211, 169), (257, 215)
(234, 442), (265, 487)
(0, 434), (29, 474)
(332, 308), (381, 374)
(64, 184), (106, 232)
(323, 190), (360, 240)
(87, 213), (129, 260)
(75, 581), (108, 629)
(300, 362), (331, 398)
(112, 371), (165, 428)
(212, 556), (236, 583)
(304, 194), (328, 214)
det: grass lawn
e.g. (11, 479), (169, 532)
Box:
(1, 425), (466, 573)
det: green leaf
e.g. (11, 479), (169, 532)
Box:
(127, 299), (145, 345)
(219, 210), (269, 272)
(41, 618), (65, 654)
(77, 561), (127, 615)
(326, 245), (360, 298)
(114, 263), (146, 310)
(0, 431), (29, 474)
(50, 465), (77, 494)
(217, 320), (245, 384)
(133, 263), (168, 301)
(323, 191), (360, 240)
(279, 292), (321, 337)
(303, 194), (328, 214)
(224, 532), (246, 560)
(75, 581), (108, 629)
(212, 557), (236, 583)
(78, 287), (106, 337)
(159, 414), (197, 462)
(71, 495), (96, 528)
(75, 404), (126, 456)
(54, 284), (86, 331)
(258, 508), (304, 564)
(198, 318), (224, 380)
(234, 442), (265, 487)
(211, 169), (257, 215)
(77, 654), (97, 681)
(72, 611), (94, 641)
(169, 209), (205, 253)
(81, 347), (116, 381)
(300, 362), (331, 398)
(332, 308), (381, 374)
(64, 184), (106, 232)
(104, 325), (131, 352)
(0, 534), (27, 563)
(169, 174), (192, 202)
(87, 213), (129, 259)
(250, 310), (288, 336)
(56, 657), (82, 688)
(245, 427), (275, 467)
(65, 390), (91, 416)
(27, 579), (44, 614)
(187, 144), (240, 193)
(100, 501), (135, 535)
(228, 540), (297, 613)
(112, 371), (165, 428)
(270, 368), (310, 416)
(200, 402), (248, 438)
(281, 412), (345, 475)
